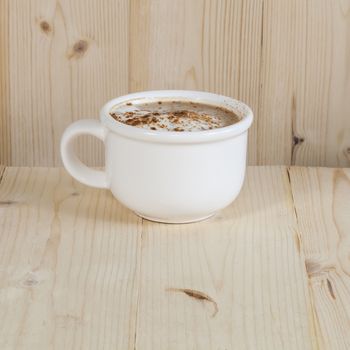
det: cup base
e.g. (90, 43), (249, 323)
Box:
(134, 212), (216, 224)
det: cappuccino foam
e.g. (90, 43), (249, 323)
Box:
(109, 100), (240, 132)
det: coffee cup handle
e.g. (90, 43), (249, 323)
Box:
(60, 119), (108, 189)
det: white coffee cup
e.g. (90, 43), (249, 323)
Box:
(61, 90), (253, 223)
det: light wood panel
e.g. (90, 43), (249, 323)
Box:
(0, 166), (318, 349)
(136, 167), (317, 349)
(294, 0), (332, 166)
(0, 167), (141, 349)
(258, 0), (307, 165)
(1, 0), (350, 167)
(259, 0), (350, 166)
(3, 0), (128, 166)
(2, 166), (350, 348)
(129, 0), (263, 164)
(289, 167), (350, 349)
(0, 0), (10, 165)
(325, 0), (350, 166)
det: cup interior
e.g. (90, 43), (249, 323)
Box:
(100, 90), (253, 143)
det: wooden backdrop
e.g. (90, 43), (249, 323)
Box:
(1, 0), (350, 167)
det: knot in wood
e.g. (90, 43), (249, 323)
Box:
(40, 21), (52, 34)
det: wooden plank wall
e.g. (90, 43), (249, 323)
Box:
(1, 0), (349, 167)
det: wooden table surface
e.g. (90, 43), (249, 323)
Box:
(0, 166), (349, 350)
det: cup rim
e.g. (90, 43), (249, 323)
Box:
(100, 90), (253, 143)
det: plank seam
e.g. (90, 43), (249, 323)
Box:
(133, 218), (144, 350)
(0, 0), (11, 165)
(286, 166), (299, 223)
(287, 166), (322, 350)
(0, 166), (6, 184)
(257, 0), (264, 164)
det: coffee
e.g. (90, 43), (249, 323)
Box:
(109, 100), (240, 132)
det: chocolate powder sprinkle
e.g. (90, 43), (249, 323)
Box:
(110, 100), (240, 132)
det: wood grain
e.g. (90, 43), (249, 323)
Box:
(129, 0), (263, 164)
(0, 167), (141, 349)
(289, 167), (350, 349)
(258, 0), (307, 165)
(325, 0), (350, 166)
(136, 167), (317, 349)
(0, 166), (322, 349)
(292, 0), (332, 166)
(3, 0), (128, 166)
(2, 166), (350, 348)
(0, 0), (10, 165)
(0, 165), (5, 183)
(1, 0), (350, 167)
(259, 0), (350, 166)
